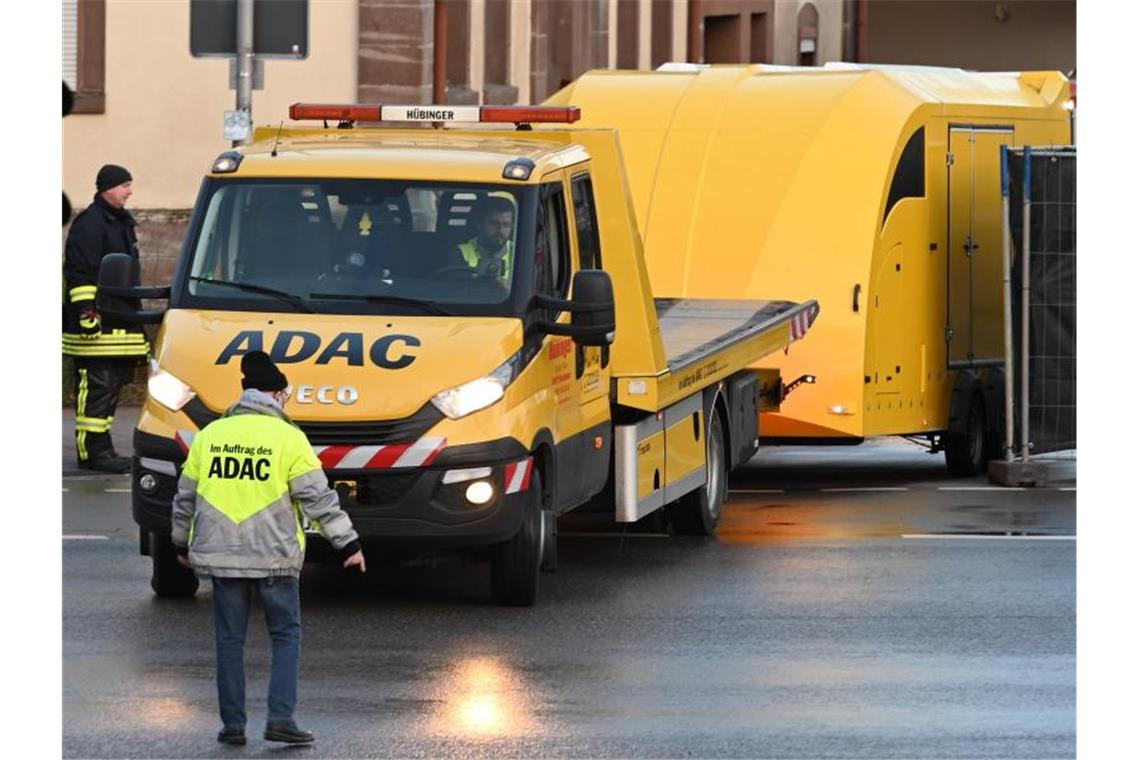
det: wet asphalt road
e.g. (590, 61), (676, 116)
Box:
(63, 440), (1075, 758)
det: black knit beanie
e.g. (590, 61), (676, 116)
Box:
(96, 164), (133, 193)
(240, 351), (288, 392)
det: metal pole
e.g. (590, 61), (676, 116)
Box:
(433, 0), (448, 104)
(1019, 148), (1032, 462)
(234, 0), (254, 147)
(1000, 147), (1015, 462)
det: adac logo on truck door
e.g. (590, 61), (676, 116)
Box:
(215, 330), (421, 369)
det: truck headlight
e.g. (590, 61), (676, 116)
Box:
(431, 352), (521, 420)
(148, 359), (196, 412)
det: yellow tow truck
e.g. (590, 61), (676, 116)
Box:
(99, 103), (818, 605)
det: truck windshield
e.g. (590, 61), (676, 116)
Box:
(180, 178), (535, 316)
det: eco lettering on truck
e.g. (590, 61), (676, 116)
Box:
(215, 330), (421, 369)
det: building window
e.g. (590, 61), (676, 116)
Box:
(797, 3), (819, 66)
(63, 0), (105, 113)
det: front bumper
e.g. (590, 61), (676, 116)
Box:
(132, 429), (534, 549)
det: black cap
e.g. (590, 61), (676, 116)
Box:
(96, 164), (132, 193)
(240, 351), (288, 392)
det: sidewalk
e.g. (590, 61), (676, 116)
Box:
(61, 404), (141, 478)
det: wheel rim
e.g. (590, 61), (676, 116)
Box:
(969, 403), (985, 466)
(706, 416), (723, 520)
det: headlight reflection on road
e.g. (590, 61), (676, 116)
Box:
(137, 696), (196, 727)
(432, 657), (538, 739)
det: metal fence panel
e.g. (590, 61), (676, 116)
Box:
(1005, 147), (1076, 457)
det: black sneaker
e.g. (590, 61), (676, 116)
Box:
(217, 726), (246, 746)
(264, 721), (314, 744)
(79, 455), (131, 474)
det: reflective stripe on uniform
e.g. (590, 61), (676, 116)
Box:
(76, 368), (89, 461)
(458, 239), (513, 279)
(62, 330), (149, 357)
(69, 285), (97, 302)
(76, 415), (112, 432)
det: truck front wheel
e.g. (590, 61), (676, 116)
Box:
(670, 410), (727, 536)
(491, 470), (543, 606)
(149, 532), (199, 598)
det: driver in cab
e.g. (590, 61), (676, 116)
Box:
(453, 195), (515, 283)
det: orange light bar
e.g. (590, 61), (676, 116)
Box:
(480, 106), (581, 124)
(288, 103), (581, 124)
(288, 103), (381, 121)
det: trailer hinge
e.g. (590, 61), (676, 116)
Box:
(946, 152), (955, 166)
(944, 326), (954, 342)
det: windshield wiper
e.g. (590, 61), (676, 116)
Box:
(309, 292), (454, 317)
(189, 276), (316, 313)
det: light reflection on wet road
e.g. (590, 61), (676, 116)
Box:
(63, 439), (1075, 758)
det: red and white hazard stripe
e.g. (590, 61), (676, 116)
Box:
(789, 303), (819, 342)
(312, 436), (447, 471)
(502, 457), (534, 494)
(175, 429), (196, 454)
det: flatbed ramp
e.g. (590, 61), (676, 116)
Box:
(615, 298), (820, 412)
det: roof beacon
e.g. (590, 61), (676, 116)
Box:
(288, 103), (581, 128)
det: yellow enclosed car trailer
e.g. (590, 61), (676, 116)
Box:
(99, 104), (818, 605)
(547, 64), (1072, 474)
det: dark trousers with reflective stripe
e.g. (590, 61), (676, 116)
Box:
(72, 356), (135, 462)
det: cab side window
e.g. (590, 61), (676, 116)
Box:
(571, 173), (602, 270)
(535, 181), (571, 301)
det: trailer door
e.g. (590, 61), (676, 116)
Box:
(946, 126), (1014, 368)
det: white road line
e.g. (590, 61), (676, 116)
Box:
(62, 488), (69, 492)
(938, 486), (1025, 491)
(104, 488), (132, 493)
(1059, 487), (1076, 492)
(728, 489), (786, 494)
(902, 533), (1075, 541)
(63, 535), (109, 541)
(559, 532), (670, 539)
(821, 487), (909, 493)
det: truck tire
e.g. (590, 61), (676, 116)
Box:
(149, 532), (199, 598)
(491, 470), (543, 606)
(944, 393), (988, 477)
(670, 410), (727, 536)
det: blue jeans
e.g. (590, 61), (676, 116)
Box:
(211, 576), (301, 729)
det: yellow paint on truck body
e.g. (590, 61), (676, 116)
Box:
(546, 65), (1071, 439)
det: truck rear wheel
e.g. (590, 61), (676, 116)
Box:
(491, 470), (543, 606)
(149, 532), (199, 598)
(944, 393), (988, 476)
(670, 410), (727, 536)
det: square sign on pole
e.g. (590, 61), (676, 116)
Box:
(190, 0), (308, 58)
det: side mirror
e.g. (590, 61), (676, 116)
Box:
(569, 269), (615, 347)
(97, 253), (170, 325)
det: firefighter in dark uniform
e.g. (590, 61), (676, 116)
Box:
(62, 164), (150, 473)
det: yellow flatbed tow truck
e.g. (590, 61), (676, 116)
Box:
(98, 103), (818, 605)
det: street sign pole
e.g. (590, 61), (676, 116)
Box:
(234, 0), (255, 146)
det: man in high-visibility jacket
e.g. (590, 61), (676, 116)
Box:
(62, 164), (149, 473)
(454, 194), (515, 283)
(171, 351), (366, 747)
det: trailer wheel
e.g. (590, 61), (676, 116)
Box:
(945, 394), (988, 476)
(491, 470), (543, 606)
(671, 410), (727, 536)
(149, 532), (199, 598)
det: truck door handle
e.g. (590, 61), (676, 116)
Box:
(853, 283), (861, 313)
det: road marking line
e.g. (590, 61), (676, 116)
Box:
(821, 487), (909, 492)
(728, 489), (786, 494)
(902, 533), (1075, 541)
(938, 486), (1025, 491)
(62, 488), (69, 492)
(559, 532), (670, 539)
(63, 535), (109, 541)
(103, 488), (132, 493)
(1059, 487), (1076, 491)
